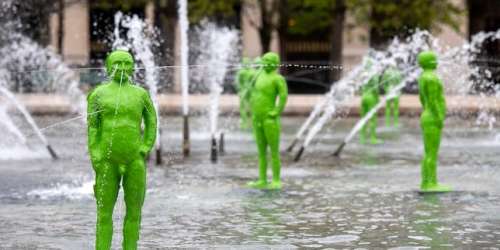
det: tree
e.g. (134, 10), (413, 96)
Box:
(188, 0), (240, 25)
(348, 0), (463, 49)
(154, 0), (177, 91)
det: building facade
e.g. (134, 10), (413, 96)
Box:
(49, 0), (476, 93)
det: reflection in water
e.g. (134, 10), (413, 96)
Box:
(413, 194), (453, 248)
(242, 191), (284, 244)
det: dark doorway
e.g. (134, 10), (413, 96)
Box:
(468, 0), (500, 93)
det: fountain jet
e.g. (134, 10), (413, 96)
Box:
(294, 31), (435, 161)
(178, 0), (190, 158)
(0, 85), (58, 159)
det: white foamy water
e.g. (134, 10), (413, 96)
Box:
(27, 180), (94, 200)
(178, 0), (190, 115)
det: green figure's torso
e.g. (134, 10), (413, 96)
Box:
(382, 68), (402, 93)
(250, 72), (285, 119)
(418, 70), (446, 127)
(362, 75), (380, 105)
(89, 82), (150, 164)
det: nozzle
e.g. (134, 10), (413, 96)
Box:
(183, 115), (190, 157)
(332, 141), (346, 157)
(210, 136), (218, 163)
(294, 146), (305, 162)
(155, 128), (163, 165)
(155, 146), (162, 165)
(46, 144), (58, 160)
(219, 132), (225, 155)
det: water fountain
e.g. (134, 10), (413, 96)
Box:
(178, 0), (190, 157)
(294, 29), (500, 161)
(0, 34), (86, 159)
(190, 21), (239, 163)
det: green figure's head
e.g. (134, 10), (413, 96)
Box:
(418, 51), (438, 70)
(261, 52), (280, 73)
(106, 50), (134, 82)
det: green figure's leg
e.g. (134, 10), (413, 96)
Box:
(122, 158), (146, 250)
(247, 119), (268, 189)
(394, 97), (399, 126)
(385, 99), (392, 126)
(421, 123), (450, 192)
(94, 162), (120, 250)
(360, 101), (369, 144)
(263, 117), (281, 189)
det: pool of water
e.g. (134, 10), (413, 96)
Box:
(1, 115), (500, 249)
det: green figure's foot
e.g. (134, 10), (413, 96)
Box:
(267, 181), (282, 190)
(247, 180), (268, 189)
(420, 183), (452, 193)
(369, 138), (384, 145)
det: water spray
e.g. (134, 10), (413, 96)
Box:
(332, 67), (419, 157)
(286, 98), (327, 152)
(0, 86), (58, 159)
(179, 0), (190, 158)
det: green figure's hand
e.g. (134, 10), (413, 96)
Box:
(247, 52), (287, 190)
(267, 110), (279, 118)
(87, 50), (157, 250)
(417, 51), (451, 193)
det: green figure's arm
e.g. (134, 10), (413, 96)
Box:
(270, 75), (288, 117)
(140, 91), (158, 155)
(427, 75), (447, 122)
(418, 76), (427, 111)
(87, 88), (101, 163)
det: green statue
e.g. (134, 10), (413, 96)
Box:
(417, 51), (451, 193)
(236, 57), (254, 129)
(247, 52), (288, 190)
(87, 50), (157, 250)
(360, 73), (382, 144)
(382, 66), (402, 127)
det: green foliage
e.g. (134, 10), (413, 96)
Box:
(286, 0), (335, 36)
(348, 0), (463, 36)
(90, 0), (150, 11)
(188, 0), (240, 24)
